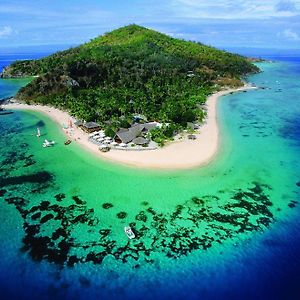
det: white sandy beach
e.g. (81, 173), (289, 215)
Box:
(4, 85), (256, 169)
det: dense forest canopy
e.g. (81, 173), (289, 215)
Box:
(1, 24), (259, 131)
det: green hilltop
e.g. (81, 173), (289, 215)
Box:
(1, 24), (259, 137)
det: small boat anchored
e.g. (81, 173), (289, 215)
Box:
(99, 145), (110, 152)
(43, 139), (55, 148)
(124, 226), (135, 239)
(64, 139), (72, 145)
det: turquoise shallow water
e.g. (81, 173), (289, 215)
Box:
(0, 54), (300, 300)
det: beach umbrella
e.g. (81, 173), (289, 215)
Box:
(111, 141), (118, 146)
(104, 136), (112, 140)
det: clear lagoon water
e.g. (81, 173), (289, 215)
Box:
(0, 50), (300, 300)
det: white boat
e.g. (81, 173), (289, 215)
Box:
(124, 226), (135, 239)
(43, 139), (55, 148)
(37, 127), (41, 137)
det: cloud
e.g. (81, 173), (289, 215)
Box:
(171, 0), (300, 19)
(276, 0), (297, 12)
(0, 26), (13, 38)
(280, 28), (300, 40)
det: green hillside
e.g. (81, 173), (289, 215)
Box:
(1, 24), (259, 131)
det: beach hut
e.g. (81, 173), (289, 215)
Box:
(81, 122), (101, 133)
(74, 120), (83, 127)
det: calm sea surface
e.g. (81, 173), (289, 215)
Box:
(0, 50), (299, 300)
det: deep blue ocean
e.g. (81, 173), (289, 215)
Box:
(0, 47), (300, 300)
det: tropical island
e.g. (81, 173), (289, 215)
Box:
(1, 24), (259, 168)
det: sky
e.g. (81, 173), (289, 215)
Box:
(0, 0), (299, 50)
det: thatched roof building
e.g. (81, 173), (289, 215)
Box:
(115, 122), (158, 144)
(81, 122), (100, 133)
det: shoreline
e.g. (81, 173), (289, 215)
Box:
(4, 85), (256, 170)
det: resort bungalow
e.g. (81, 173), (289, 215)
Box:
(80, 122), (101, 133)
(114, 122), (158, 144)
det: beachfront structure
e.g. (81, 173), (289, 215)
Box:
(80, 122), (101, 133)
(114, 122), (158, 144)
(74, 120), (83, 127)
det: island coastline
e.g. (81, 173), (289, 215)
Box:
(4, 85), (256, 170)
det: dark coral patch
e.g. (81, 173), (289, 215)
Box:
(192, 197), (204, 205)
(116, 212), (127, 219)
(55, 193), (65, 202)
(0, 171), (53, 187)
(31, 212), (41, 220)
(5, 197), (27, 207)
(72, 196), (86, 205)
(0, 189), (7, 197)
(102, 203), (113, 209)
(40, 201), (50, 211)
(5, 179), (275, 267)
(99, 229), (111, 237)
(135, 211), (147, 222)
(40, 214), (54, 224)
(67, 255), (80, 267)
(288, 200), (298, 208)
(52, 228), (68, 240)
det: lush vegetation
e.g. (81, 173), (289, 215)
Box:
(1, 24), (259, 132)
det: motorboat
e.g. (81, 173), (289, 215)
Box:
(124, 226), (135, 239)
(64, 139), (72, 145)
